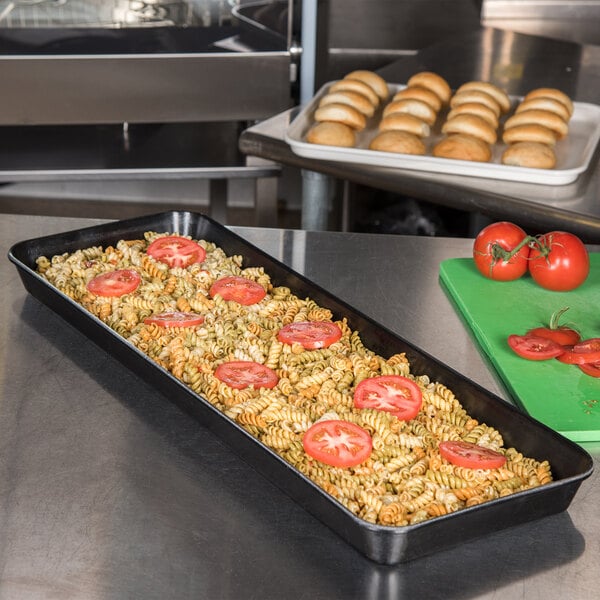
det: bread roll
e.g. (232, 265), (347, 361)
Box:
(344, 70), (389, 101)
(392, 86), (442, 112)
(502, 124), (557, 146)
(329, 79), (380, 107)
(442, 114), (497, 144)
(450, 90), (501, 117)
(433, 134), (492, 162)
(306, 122), (356, 147)
(523, 88), (574, 117)
(378, 113), (430, 137)
(369, 130), (426, 155)
(406, 71), (451, 104)
(446, 102), (499, 128)
(455, 81), (511, 113)
(502, 142), (557, 169)
(515, 97), (571, 122)
(318, 90), (375, 117)
(504, 109), (568, 139)
(314, 103), (367, 131)
(382, 98), (437, 125)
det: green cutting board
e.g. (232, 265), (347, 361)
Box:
(439, 255), (600, 443)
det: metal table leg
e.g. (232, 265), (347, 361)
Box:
(301, 169), (330, 230)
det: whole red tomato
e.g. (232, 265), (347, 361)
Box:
(473, 221), (530, 281)
(528, 231), (590, 291)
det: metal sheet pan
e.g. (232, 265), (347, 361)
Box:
(286, 83), (600, 185)
(7, 211), (594, 564)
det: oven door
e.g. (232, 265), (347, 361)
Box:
(0, 0), (295, 125)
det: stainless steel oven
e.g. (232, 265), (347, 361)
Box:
(0, 0), (295, 125)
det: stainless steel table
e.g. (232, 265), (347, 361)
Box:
(239, 28), (600, 242)
(1, 214), (599, 600)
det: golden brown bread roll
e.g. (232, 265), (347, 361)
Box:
(344, 70), (389, 102)
(442, 114), (498, 145)
(378, 113), (431, 137)
(455, 81), (511, 113)
(502, 124), (557, 146)
(446, 102), (499, 128)
(406, 71), (451, 104)
(450, 90), (502, 117)
(432, 134), (492, 162)
(523, 88), (574, 117)
(306, 122), (356, 147)
(392, 86), (442, 112)
(329, 79), (380, 107)
(369, 130), (426, 155)
(382, 98), (437, 125)
(314, 103), (367, 131)
(515, 97), (571, 122)
(318, 90), (375, 117)
(501, 142), (557, 169)
(504, 109), (568, 139)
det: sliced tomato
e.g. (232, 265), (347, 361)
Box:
(556, 338), (600, 364)
(303, 420), (372, 468)
(527, 326), (580, 347)
(277, 321), (342, 349)
(209, 276), (266, 305)
(507, 334), (564, 361)
(354, 375), (422, 421)
(526, 307), (580, 347)
(143, 311), (205, 328)
(439, 441), (506, 470)
(214, 361), (279, 390)
(147, 236), (206, 268)
(579, 361), (600, 378)
(86, 269), (141, 297)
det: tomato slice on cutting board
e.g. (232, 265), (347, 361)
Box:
(507, 334), (564, 360)
(214, 361), (279, 390)
(354, 375), (423, 420)
(556, 338), (600, 365)
(209, 276), (266, 305)
(277, 321), (342, 349)
(147, 236), (206, 268)
(87, 269), (141, 297)
(144, 311), (205, 328)
(303, 420), (372, 468)
(439, 441), (506, 469)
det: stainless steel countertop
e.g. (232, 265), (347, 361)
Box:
(239, 27), (600, 243)
(1, 214), (599, 599)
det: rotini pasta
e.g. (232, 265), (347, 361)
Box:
(36, 231), (553, 527)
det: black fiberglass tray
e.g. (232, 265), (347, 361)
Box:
(8, 211), (594, 564)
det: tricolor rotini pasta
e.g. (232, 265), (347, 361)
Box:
(36, 231), (553, 527)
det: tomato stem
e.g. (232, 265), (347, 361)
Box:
(549, 307), (570, 330)
(489, 234), (536, 263)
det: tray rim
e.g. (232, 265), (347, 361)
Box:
(7, 210), (594, 563)
(285, 82), (600, 186)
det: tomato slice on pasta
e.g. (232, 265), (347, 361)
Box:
(143, 311), (205, 328)
(277, 321), (342, 349)
(147, 236), (206, 268)
(86, 269), (141, 297)
(354, 375), (422, 420)
(214, 361), (278, 390)
(439, 441), (506, 469)
(209, 276), (266, 305)
(303, 420), (372, 468)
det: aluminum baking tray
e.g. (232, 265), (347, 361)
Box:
(285, 82), (600, 186)
(8, 211), (593, 564)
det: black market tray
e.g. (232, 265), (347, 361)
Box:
(8, 211), (593, 564)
